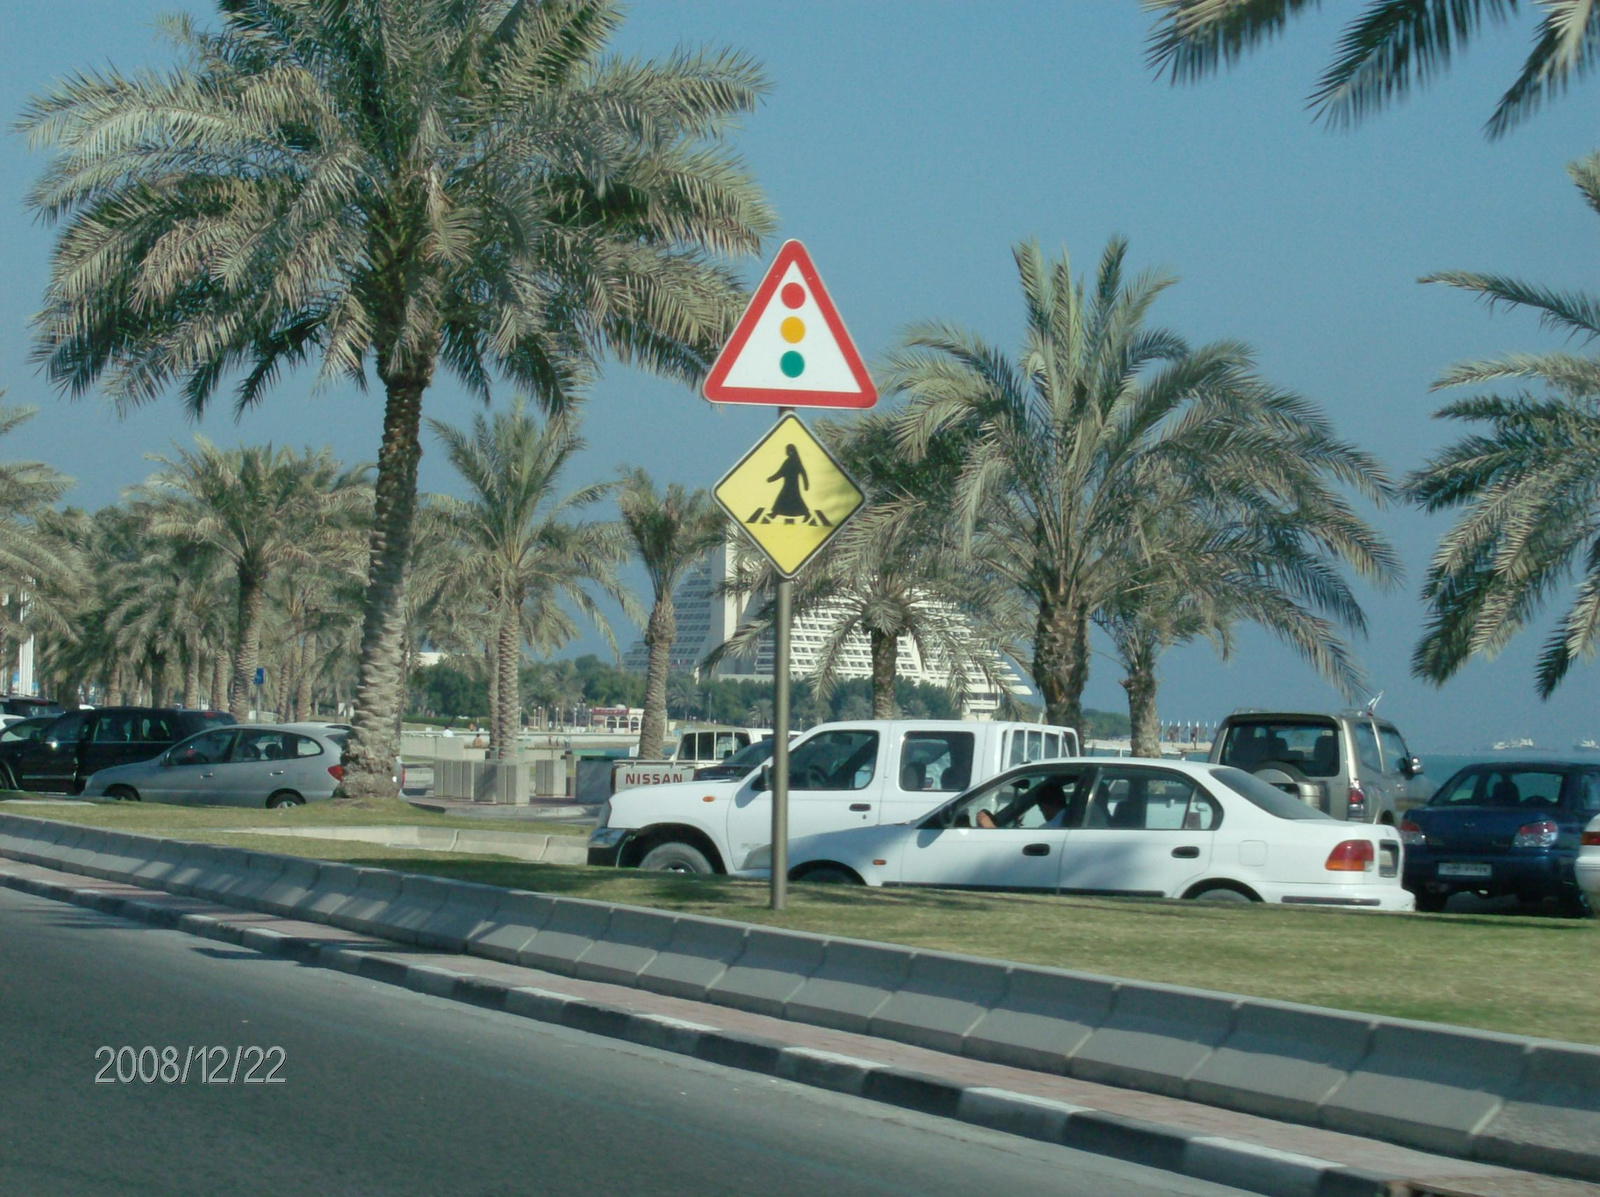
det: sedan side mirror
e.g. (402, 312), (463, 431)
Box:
(1404, 756), (1424, 777)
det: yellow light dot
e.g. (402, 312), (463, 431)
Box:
(781, 316), (805, 343)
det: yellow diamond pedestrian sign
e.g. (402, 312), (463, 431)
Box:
(714, 414), (864, 578)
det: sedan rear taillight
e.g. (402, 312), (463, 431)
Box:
(1512, 820), (1560, 849)
(1325, 839), (1375, 872)
(1583, 830), (1600, 846)
(327, 764), (344, 782)
(1399, 819), (1426, 846)
(1346, 783), (1367, 821)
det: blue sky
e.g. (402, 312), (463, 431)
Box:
(1, 2), (1597, 751)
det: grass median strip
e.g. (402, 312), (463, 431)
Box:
(7, 801), (1595, 1045)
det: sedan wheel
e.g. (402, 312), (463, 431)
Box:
(1189, 885), (1256, 904)
(105, 785), (140, 803)
(266, 791), (304, 810)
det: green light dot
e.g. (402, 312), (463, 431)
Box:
(780, 351), (805, 378)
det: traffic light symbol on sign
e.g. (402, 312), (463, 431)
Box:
(702, 241), (876, 408)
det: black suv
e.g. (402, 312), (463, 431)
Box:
(0, 696), (64, 718)
(0, 707), (236, 794)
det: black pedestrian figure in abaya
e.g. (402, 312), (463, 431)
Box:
(765, 444), (809, 522)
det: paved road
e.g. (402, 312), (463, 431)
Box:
(0, 887), (1250, 1197)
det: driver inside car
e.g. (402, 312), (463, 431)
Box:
(976, 776), (1070, 829)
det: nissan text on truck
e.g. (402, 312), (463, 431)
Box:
(588, 719), (1080, 876)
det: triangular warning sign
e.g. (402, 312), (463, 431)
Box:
(702, 240), (877, 409)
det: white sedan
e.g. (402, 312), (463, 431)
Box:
(1577, 815), (1600, 905)
(759, 759), (1413, 910)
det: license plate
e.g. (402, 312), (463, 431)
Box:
(1437, 862), (1492, 879)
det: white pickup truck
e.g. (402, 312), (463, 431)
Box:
(587, 719), (1080, 875)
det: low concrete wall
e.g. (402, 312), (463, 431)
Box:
(1, 809), (1594, 1183)
(432, 755), (569, 803)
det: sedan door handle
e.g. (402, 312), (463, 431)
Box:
(268, 770), (285, 776)
(1022, 843), (1051, 857)
(200, 772), (215, 779)
(848, 803), (872, 812)
(1171, 845), (1200, 859)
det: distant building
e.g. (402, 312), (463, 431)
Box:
(588, 705), (643, 733)
(623, 539), (1027, 717)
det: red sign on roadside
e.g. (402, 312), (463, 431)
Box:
(702, 240), (877, 409)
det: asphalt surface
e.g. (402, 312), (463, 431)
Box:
(0, 887), (1251, 1197)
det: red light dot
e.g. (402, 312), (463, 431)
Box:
(781, 283), (806, 309)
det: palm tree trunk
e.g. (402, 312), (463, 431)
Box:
(1034, 597), (1089, 737)
(211, 653), (228, 712)
(340, 367), (429, 801)
(638, 596), (675, 758)
(485, 637), (500, 741)
(109, 663), (125, 707)
(182, 642), (200, 709)
(150, 653), (169, 708)
(494, 607), (520, 758)
(869, 628), (898, 718)
(294, 634), (315, 723)
(1123, 663), (1161, 758)
(397, 624), (411, 739)
(230, 569), (266, 721)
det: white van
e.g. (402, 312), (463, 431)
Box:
(588, 719), (1079, 875)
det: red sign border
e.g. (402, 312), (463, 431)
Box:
(702, 240), (877, 409)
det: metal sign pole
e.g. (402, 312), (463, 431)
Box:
(771, 573), (791, 910)
(770, 404), (795, 911)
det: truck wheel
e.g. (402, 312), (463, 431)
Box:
(638, 841), (713, 875)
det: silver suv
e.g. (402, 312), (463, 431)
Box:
(1208, 709), (1431, 824)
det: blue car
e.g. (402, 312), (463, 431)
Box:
(1401, 761), (1600, 916)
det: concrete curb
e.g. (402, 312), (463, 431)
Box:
(0, 864), (1405, 1197)
(3, 811), (1595, 1186)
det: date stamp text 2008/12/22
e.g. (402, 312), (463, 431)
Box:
(95, 1046), (286, 1084)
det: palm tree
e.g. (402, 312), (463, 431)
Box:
(137, 440), (371, 719)
(887, 238), (1396, 738)
(1097, 508), (1390, 756)
(0, 400), (79, 697)
(106, 534), (233, 708)
(1408, 152), (1600, 696)
(615, 471), (726, 758)
(22, 0), (775, 798)
(430, 400), (631, 756)
(667, 671), (703, 720)
(1145, 0), (1598, 138)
